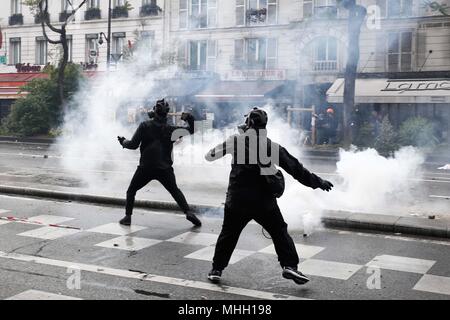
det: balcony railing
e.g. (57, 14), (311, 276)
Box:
(246, 8), (267, 24)
(313, 60), (338, 71)
(112, 6), (129, 18)
(139, 4), (162, 17)
(85, 7), (101, 20)
(60, 11), (74, 22)
(9, 14), (24, 26)
(314, 6), (338, 19)
(34, 12), (50, 24)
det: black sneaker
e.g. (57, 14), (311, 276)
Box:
(208, 269), (222, 283)
(119, 215), (131, 226)
(186, 212), (202, 227)
(282, 267), (310, 285)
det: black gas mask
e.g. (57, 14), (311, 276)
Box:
(148, 98), (170, 120)
(238, 107), (268, 132)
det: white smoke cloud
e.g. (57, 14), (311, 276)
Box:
(55, 42), (426, 235)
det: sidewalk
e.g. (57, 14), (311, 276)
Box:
(2, 135), (449, 163)
(0, 184), (449, 239)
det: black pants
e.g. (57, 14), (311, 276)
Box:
(126, 166), (190, 216)
(212, 196), (299, 271)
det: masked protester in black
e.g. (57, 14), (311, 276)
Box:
(117, 99), (202, 227)
(205, 107), (333, 285)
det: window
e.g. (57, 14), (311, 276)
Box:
(377, 0), (413, 17)
(313, 36), (337, 71)
(112, 33), (126, 62)
(9, 38), (21, 65)
(243, 0), (278, 26)
(179, 0), (188, 29)
(188, 0), (216, 29)
(140, 31), (154, 64)
(87, 0), (99, 8)
(36, 37), (48, 65)
(114, 0), (125, 7)
(67, 36), (73, 62)
(180, 40), (216, 71)
(11, 0), (21, 14)
(85, 34), (99, 63)
(234, 38), (277, 69)
(62, 0), (71, 11)
(303, 0), (337, 19)
(236, 0), (245, 26)
(387, 31), (412, 72)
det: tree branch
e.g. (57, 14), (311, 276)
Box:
(63, 0), (88, 28)
(39, 0), (63, 34)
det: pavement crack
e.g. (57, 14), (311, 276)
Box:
(134, 289), (171, 299)
(0, 266), (63, 280)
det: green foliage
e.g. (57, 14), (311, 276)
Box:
(1, 63), (82, 137)
(398, 116), (439, 147)
(353, 122), (375, 148)
(374, 116), (399, 156)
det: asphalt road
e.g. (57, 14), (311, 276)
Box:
(0, 195), (449, 300)
(0, 141), (449, 217)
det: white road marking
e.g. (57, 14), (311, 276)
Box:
(86, 223), (147, 236)
(336, 230), (450, 246)
(6, 289), (82, 300)
(429, 195), (450, 200)
(26, 215), (74, 225)
(259, 243), (325, 260)
(413, 274), (450, 296)
(185, 246), (254, 264)
(366, 255), (435, 274)
(95, 236), (161, 251)
(167, 232), (218, 246)
(298, 259), (362, 280)
(0, 250), (308, 300)
(18, 226), (81, 240)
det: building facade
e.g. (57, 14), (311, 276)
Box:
(1, 0), (450, 139)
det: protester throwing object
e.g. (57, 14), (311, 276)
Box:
(117, 98), (201, 227)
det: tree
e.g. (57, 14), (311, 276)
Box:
(374, 116), (399, 156)
(337, 0), (367, 147)
(25, 0), (87, 109)
(1, 63), (82, 136)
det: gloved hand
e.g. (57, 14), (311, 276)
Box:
(320, 179), (334, 192)
(147, 110), (155, 119)
(181, 112), (193, 121)
(117, 136), (125, 146)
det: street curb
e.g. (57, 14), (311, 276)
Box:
(1, 185), (448, 239)
(0, 136), (55, 144)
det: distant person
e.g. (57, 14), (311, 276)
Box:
(117, 99), (201, 227)
(205, 107), (333, 285)
(325, 107), (338, 144)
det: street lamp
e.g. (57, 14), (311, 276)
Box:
(98, 0), (112, 71)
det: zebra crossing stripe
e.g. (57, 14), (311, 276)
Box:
(0, 250), (309, 300)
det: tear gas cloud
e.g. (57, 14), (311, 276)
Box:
(56, 35), (426, 234)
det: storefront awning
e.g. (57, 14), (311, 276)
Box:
(327, 78), (450, 104)
(195, 81), (293, 102)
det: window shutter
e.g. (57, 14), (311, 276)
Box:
(178, 40), (187, 68)
(236, 0), (245, 26)
(375, 32), (386, 72)
(207, 39), (217, 71)
(416, 30), (426, 71)
(267, 38), (277, 69)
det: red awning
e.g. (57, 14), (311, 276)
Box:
(0, 73), (48, 99)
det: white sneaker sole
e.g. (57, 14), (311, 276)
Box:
(282, 270), (310, 285)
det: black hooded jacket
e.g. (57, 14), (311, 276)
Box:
(122, 115), (195, 169)
(205, 131), (326, 202)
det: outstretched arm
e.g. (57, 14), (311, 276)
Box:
(119, 123), (144, 150)
(279, 146), (333, 191)
(205, 135), (236, 162)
